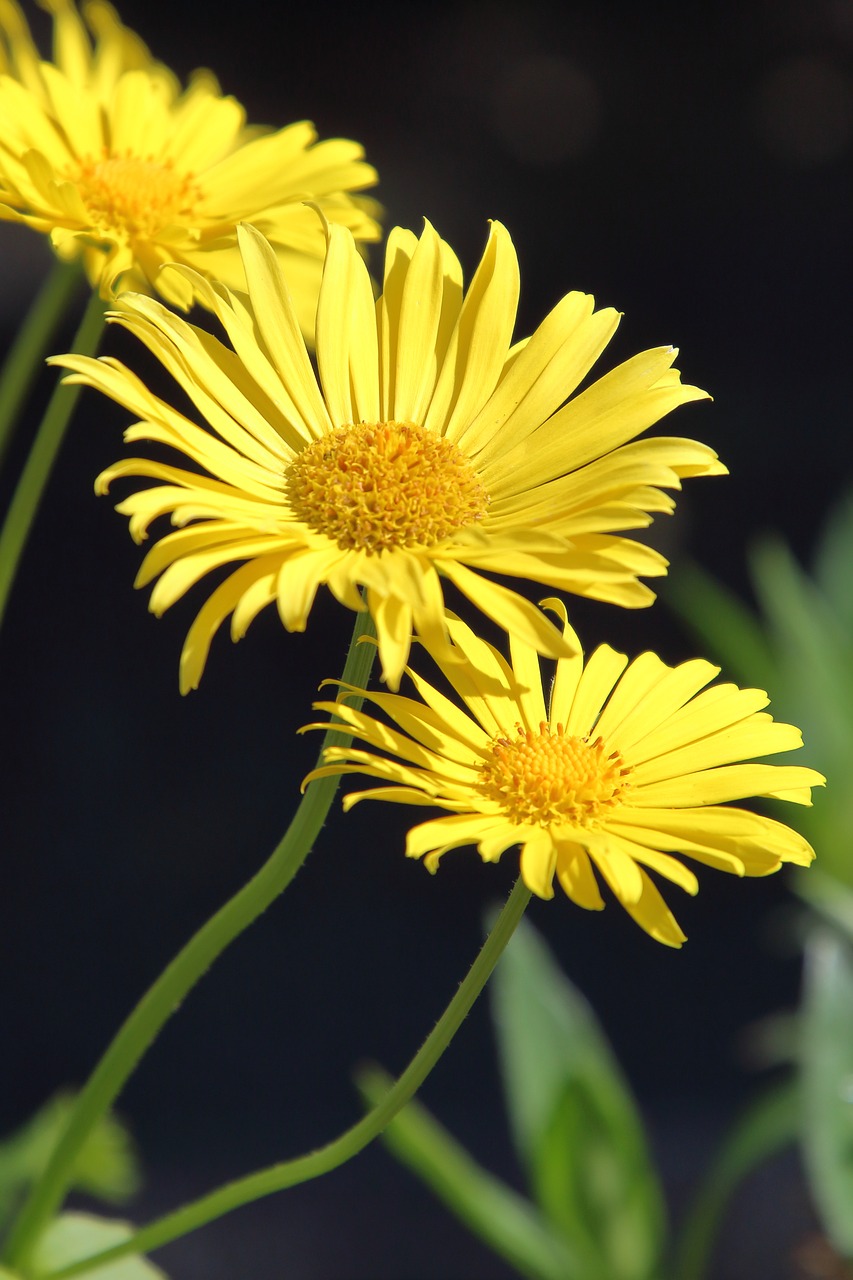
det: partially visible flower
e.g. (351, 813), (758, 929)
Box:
(303, 602), (824, 946)
(56, 219), (723, 693)
(0, 0), (379, 329)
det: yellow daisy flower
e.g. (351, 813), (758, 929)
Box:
(0, 0), (379, 328)
(56, 218), (724, 693)
(304, 602), (823, 947)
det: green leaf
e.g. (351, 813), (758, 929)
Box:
(30, 1214), (166, 1280)
(796, 872), (853, 946)
(662, 562), (776, 691)
(357, 1065), (592, 1280)
(0, 1096), (140, 1233)
(813, 487), (853, 635)
(673, 1078), (799, 1280)
(489, 916), (665, 1280)
(801, 926), (853, 1258)
(749, 537), (853, 753)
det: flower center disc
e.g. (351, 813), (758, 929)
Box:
(75, 154), (198, 240)
(286, 420), (489, 553)
(481, 724), (631, 827)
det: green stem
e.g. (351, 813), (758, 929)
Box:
(671, 1079), (799, 1280)
(38, 878), (533, 1279)
(0, 259), (83, 476)
(4, 610), (377, 1271)
(0, 288), (106, 631)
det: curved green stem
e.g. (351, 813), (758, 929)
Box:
(0, 288), (105, 631)
(0, 259), (83, 476)
(4, 610), (377, 1271)
(37, 878), (533, 1279)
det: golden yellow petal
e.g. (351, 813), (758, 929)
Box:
(615, 805), (815, 865)
(518, 828), (558, 899)
(481, 347), (708, 496)
(386, 219), (445, 423)
(564, 643), (629, 736)
(236, 223), (332, 437)
(231, 566), (278, 640)
(506, 628), (548, 730)
(554, 841), (605, 911)
(350, 688), (488, 765)
(109, 295), (293, 470)
(634, 763), (825, 807)
(146, 536), (283, 614)
(598, 655), (720, 749)
(336, 785), (449, 810)
(587, 837), (645, 904)
(614, 871), (687, 948)
(377, 226), (419, 417)
(404, 668), (493, 756)
(312, 700), (462, 775)
(179, 559), (276, 694)
(458, 292), (619, 462)
(630, 720), (806, 786)
(439, 560), (576, 660)
(626, 683), (770, 761)
(478, 823), (532, 864)
(426, 221), (520, 440)
(368, 588), (414, 691)
(405, 813), (508, 861)
(274, 545), (343, 631)
(164, 86), (245, 172)
(316, 223), (380, 425)
(440, 613), (528, 737)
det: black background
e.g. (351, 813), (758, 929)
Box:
(0, 2), (850, 1276)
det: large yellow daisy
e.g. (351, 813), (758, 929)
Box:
(0, 0), (379, 328)
(57, 219), (724, 693)
(304, 603), (823, 946)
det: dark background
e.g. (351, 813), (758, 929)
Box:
(0, 2), (850, 1276)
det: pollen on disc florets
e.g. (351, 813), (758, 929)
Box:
(285, 420), (490, 553)
(481, 723), (632, 828)
(74, 152), (199, 241)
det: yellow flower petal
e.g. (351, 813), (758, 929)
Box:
(304, 615), (822, 946)
(316, 223), (380, 425)
(71, 214), (723, 689)
(0, 0), (379, 313)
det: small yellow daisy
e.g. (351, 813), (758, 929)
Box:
(304, 602), (823, 946)
(56, 219), (723, 693)
(0, 0), (379, 327)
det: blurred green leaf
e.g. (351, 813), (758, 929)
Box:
(0, 1095), (140, 1233)
(801, 926), (853, 1258)
(813, 489), (853, 635)
(749, 537), (853, 759)
(796, 872), (853, 945)
(357, 1065), (592, 1280)
(663, 561), (776, 691)
(490, 916), (665, 1280)
(30, 1213), (166, 1280)
(674, 1078), (799, 1280)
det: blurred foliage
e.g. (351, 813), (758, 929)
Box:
(0, 1094), (148, 1277)
(359, 916), (665, 1280)
(361, 491), (853, 1278)
(666, 489), (853, 885)
(29, 1212), (166, 1279)
(0, 1094), (140, 1241)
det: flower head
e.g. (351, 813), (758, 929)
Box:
(0, 0), (379, 326)
(303, 603), (824, 946)
(56, 218), (723, 693)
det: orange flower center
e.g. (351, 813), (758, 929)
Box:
(74, 153), (199, 241)
(285, 420), (489, 553)
(481, 723), (632, 827)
